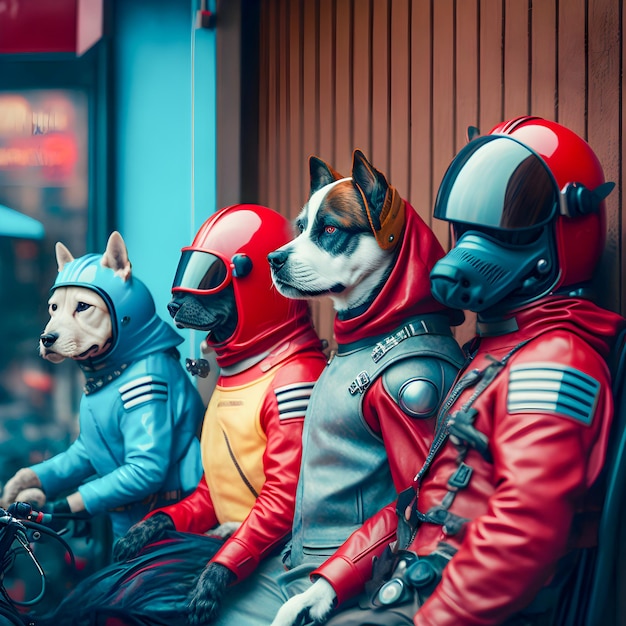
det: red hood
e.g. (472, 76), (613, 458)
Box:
(334, 201), (462, 345)
(212, 304), (320, 368)
(476, 296), (626, 360)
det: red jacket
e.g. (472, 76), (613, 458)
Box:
(316, 297), (625, 625)
(148, 328), (326, 581)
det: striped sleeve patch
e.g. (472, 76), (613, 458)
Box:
(274, 381), (316, 421)
(118, 376), (168, 411)
(507, 362), (600, 425)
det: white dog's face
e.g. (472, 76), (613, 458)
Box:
(39, 286), (113, 363)
(269, 178), (394, 313)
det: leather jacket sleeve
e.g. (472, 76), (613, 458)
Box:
(31, 435), (96, 499)
(152, 477), (218, 533)
(313, 501), (398, 605)
(415, 338), (613, 626)
(210, 359), (320, 581)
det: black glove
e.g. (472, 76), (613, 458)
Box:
(186, 562), (236, 625)
(113, 513), (174, 562)
(43, 498), (73, 532)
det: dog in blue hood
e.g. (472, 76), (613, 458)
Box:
(1, 231), (204, 540)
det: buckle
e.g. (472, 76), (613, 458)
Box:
(349, 371), (371, 395)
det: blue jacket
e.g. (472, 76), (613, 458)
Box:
(31, 250), (204, 539)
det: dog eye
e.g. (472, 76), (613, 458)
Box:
(49, 303), (57, 312)
(296, 221), (305, 233)
(76, 302), (91, 312)
(324, 225), (336, 235)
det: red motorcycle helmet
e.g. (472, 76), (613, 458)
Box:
(172, 204), (311, 359)
(488, 116), (611, 290)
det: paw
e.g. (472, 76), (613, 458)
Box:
(271, 578), (337, 626)
(15, 488), (46, 507)
(186, 562), (236, 625)
(206, 521), (241, 539)
(112, 513), (174, 562)
(2, 469), (41, 507)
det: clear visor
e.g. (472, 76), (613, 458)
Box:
(171, 249), (231, 294)
(434, 135), (560, 231)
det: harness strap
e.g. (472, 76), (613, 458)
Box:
(347, 313), (455, 395)
(397, 340), (530, 546)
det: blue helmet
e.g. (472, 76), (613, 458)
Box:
(53, 249), (182, 370)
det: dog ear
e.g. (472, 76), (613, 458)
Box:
(55, 242), (75, 272)
(101, 231), (132, 281)
(351, 150), (389, 223)
(309, 156), (345, 195)
(352, 149), (405, 251)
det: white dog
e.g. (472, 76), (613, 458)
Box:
(1, 232), (204, 540)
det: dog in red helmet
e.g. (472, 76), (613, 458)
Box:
(42, 205), (327, 626)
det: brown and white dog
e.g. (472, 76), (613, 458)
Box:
(268, 149), (405, 314)
(264, 151), (465, 626)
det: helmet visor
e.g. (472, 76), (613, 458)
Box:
(434, 135), (559, 231)
(172, 249), (231, 295)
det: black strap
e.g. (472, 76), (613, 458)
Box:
(397, 340), (530, 545)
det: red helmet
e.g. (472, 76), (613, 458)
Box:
(488, 116), (612, 290)
(172, 204), (311, 359)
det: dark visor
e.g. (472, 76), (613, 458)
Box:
(172, 249), (230, 294)
(434, 135), (559, 231)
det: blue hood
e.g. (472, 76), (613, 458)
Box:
(53, 252), (183, 373)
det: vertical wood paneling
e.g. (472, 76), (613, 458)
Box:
(318, 0), (335, 164)
(389, 0), (411, 196)
(334, 0), (353, 176)
(588, 0), (621, 313)
(301, 0), (318, 191)
(370, 0), (390, 173)
(254, 0), (625, 345)
(479, 0), (504, 132)
(287, 0), (304, 216)
(431, 0), (455, 247)
(352, 0), (372, 160)
(265, 1), (279, 209)
(257, 4), (270, 204)
(530, 0), (557, 120)
(276, 2), (289, 215)
(503, 0), (529, 118)
(409, 0), (432, 224)
(557, 0), (586, 135)
(454, 0), (479, 152)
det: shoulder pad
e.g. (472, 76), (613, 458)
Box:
(383, 357), (452, 419)
(507, 362), (600, 425)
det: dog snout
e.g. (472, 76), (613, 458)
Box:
(267, 249), (288, 271)
(40, 333), (58, 348)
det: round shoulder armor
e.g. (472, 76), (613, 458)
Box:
(398, 378), (439, 418)
(383, 358), (445, 419)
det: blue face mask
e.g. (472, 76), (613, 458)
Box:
(429, 228), (558, 315)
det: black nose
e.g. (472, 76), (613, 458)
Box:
(167, 300), (181, 319)
(40, 333), (58, 348)
(267, 250), (288, 271)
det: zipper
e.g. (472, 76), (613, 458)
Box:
(414, 367), (483, 483)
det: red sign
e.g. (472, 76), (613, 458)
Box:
(0, 0), (103, 56)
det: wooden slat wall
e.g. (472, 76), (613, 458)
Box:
(255, 0), (624, 348)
